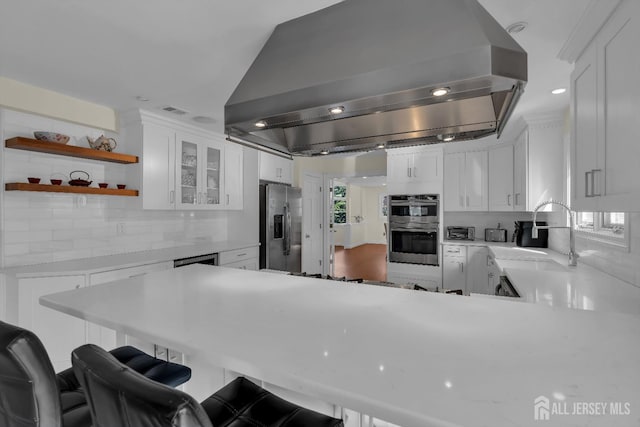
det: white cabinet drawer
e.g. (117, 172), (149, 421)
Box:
(443, 245), (466, 257)
(218, 247), (258, 265)
(89, 261), (173, 285)
(221, 258), (258, 271)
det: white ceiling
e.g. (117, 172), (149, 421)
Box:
(0, 0), (590, 133)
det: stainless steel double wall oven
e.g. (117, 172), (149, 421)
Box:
(388, 194), (439, 266)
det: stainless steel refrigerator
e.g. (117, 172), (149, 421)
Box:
(259, 183), (302, 272)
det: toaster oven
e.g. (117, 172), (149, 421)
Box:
(446, 226), (475, 241)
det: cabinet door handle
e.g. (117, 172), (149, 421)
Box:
(170, 190), (175, 204)
(460, 262), (464, 273)
(226, 194), (230, 205)
(515, 193), (520, 206)
(237, 253), (247, 257)
(591, 169), (601, 197)
(585, 171), (592, 197)
(407, 167), (411, 178)
(507, 194), (511, 206)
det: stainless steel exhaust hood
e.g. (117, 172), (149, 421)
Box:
(225, 0), (527, 156)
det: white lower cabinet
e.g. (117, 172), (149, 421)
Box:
(442, 245), (466, 293)
(18, 276), (86, 372)
(466, 246), (490, 294)
(442, 245), (492, 295)
(218, 247), (259, 270)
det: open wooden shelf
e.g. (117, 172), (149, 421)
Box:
(5, 183), (138, 197)
(5, 137), (139, 164)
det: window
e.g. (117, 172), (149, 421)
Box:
(333, 185), (347, 224)
(576, 211), (628, 247)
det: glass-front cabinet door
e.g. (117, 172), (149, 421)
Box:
(176, 132), (224, 209)
(204, 145), (221, 207)
(179, 140), (198, 206)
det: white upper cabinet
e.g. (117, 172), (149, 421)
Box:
(259, 151), (292, 185)
(122, 110), (242, 210)
(387, 146), (443, 194)
(443, 150), (488, 211)
(571, 0), (640, 211)
(513, 130), (527, 211)
(224, 142), (244, 210)
(489, 145), (514, 211)
(138, 122), (177, 210)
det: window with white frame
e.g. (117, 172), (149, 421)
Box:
(576, 211), (628, 247)
(332, 185), (347, 224)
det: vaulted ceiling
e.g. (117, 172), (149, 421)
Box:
(0, 0), (590, 133)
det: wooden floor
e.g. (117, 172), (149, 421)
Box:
(333, 244), (387, 282)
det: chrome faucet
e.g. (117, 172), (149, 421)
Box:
(532, 200), (579, 267)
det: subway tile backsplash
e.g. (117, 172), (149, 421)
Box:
(1, 109), (228, 268)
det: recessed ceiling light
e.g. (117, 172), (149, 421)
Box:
(506, 21), (528, 34)
(329, 106), (344, 114)
(192, 116), (216, 124)
(255, 120), (267, 128)
(362, 176), (367, 179)
(377, 144), (385, 149)
(432, 87), (450, 97)
(551, 88), (567, 95)
(320, 150), (329, 155)
(443, 135), (455, 142)
(135, 95), (149, 102)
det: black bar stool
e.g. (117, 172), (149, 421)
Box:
(0, 320), (191, 427)
(72, 343), (344, 427)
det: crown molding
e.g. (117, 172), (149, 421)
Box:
(557, 0), (622, 63)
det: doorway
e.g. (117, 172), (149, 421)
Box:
(329, 176), (388, 281)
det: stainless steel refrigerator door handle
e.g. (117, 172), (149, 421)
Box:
(591, 169), (602, 197)
(585, 171), (592, 197)
(286, 204), (292, 255)
(507, 194), (511, 206)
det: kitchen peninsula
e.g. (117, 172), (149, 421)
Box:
(40, 264), (640, 427)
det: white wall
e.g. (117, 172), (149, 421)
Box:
(0, 109), (235, 267)
(362, 185), (387, 245)
(334, 184), (387, 248)
(0, 76), (117, 131)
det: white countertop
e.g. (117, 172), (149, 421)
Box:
(486, 246), (640, 316)
(0, 240), (258, 278)
(40, 265), (640, 427)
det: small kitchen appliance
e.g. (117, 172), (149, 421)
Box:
(446, 226), (475, 241)
(514, 221), (548, 248)
(484, 224), (507, 242)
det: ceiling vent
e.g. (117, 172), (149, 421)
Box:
(161, 106), (189, 115)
